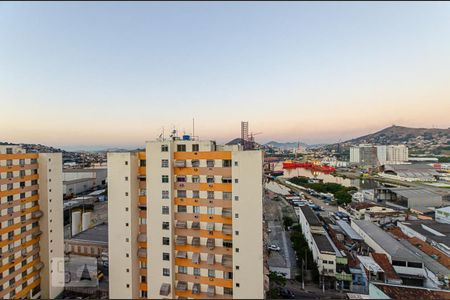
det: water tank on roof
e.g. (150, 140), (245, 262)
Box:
(182, 135), (190, 141)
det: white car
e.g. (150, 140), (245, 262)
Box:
(267, 244), (281, 251)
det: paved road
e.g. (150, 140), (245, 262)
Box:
(276, 177), (338, 213)
(264, 189), (298, 278)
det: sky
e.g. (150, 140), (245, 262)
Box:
(1, 2), (449, 150)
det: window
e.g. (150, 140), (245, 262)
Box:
(177, 205), (187, 213)
(235, 213), (239, 218)
(162, 237), (170, 245)
(392, 260), (406, 267)
(236, 283), (240, 287)
(207, 207), (215, 215)
(7, 172), (13, 178)
(224, 287), (233, 295)
(223, 240), (233, 248)
(6, 148), (13, 154)
(234, 161), (238, 166)
(162, 190), (169, 199)
(125, 192), (128, 196)
(7, 183), (13, 190)
(177, 190), (187, 198)
(176, 176), (186, 182)
(162, 253), (170, 261)
(207, 191), (214, 199)
(20, 193), (25, 199)
(163, 268), (170, 276)
(234, 179), (239, 183)
(206, 160), (215, 167)
(178, 266), (187, 274)
(162, 175), (169, 183)
(235, 231), (239, 236)
(141, 276), (146, 283)
(408, 262), (423, 268)
(125, 176), (128, 181)
(192, 190), (200, 198)
(125, 161), (128, 165)
(177, 144), (186, 152)
(19, 159), (25, 166)
(7, 195), (13, 203)
(208, 269), (215, 278)
(225, 272), (233, 280)
(162, 222), (170, 230)
(191, 160), (200, 167)
(206, 176), (215, 183)
(223, 160), (232, 167)
(20, 170), (25, 177)
(223, 192), (232, 200)
(6, 159), (12, 166)
(140, 160), (146, 167)
(161, 159), (169, 168)
(193, 206), (200, 214)
(161, 145), (168, 152)
(141, 291), (148, 298)
(193, 268), (200, 276)
(192, 176), (200, 183)
(162, 206), (169, 214)
(192, 144), (199, 152)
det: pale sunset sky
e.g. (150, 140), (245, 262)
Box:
(1, 2), (449, 150)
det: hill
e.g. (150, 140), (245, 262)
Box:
(345, 125), (449, 145)
(326, 125), (449, 154)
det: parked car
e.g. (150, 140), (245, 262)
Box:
(279, 288), (296, 299)
(267, 244), (281, 251)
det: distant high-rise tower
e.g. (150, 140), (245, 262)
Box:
(240, 121), (249, 150)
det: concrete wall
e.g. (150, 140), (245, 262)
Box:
(232, 150), (264, 299)
(38, 153), (65, 299)
(107, 153), (139, 299)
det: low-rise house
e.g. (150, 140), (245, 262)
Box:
(351, 220), (426, 286)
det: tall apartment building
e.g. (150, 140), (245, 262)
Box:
(0, 145), (64, 299)
(350, 144), (408, 166)
(108, 139), (264, 299)
(349, 144), (378, 166)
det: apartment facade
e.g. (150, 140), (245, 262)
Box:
(108, 139), (264, 299)
(0, 145), (64, 299)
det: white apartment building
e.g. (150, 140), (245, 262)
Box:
(350, 144), (408, 166)
(108, 138), (265, 299)
(0, 145), (64, 299)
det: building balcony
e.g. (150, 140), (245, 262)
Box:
(31, 210), (43, 219)
(221, 208), (232, 218)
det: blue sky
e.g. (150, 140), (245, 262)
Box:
(1, 2), (449, 150)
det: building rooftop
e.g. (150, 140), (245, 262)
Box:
(312, 233), (335, 253)
(300, 205), (322, 227)
(63, 178), (95, 185)
(378, 187), (442, 201)
(357, 255), (384, 273)
(373, 283), (450, 300)
(400, 220), (450, 249)
(64, 168), (106, 173)
(383, 164), (439, 180)
(336, 220), (364, 241)
(398, 239), (449, 278)
(352, 220), (421, 263)
(349, 202), (377, 211)
(371, 253), (401, 281)
(69, 223), (108, 244)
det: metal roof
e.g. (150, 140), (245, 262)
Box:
(398, 240), (450, 277)
(300, 205), (322, 227)
(312, 233), (335, 253)
(353, 220), (422, 263)
(70, 223), (108, 243)
(357, 255), (384, 273)
(336, 220), (364, 241)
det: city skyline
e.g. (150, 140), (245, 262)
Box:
(1, 2), (450, 149)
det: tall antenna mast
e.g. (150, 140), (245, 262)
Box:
(193, 118), (195, 140)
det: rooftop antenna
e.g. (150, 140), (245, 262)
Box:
(193, 118), (195, 141)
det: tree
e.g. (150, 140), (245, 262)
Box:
(269, 271), (287, 287)
(283, 216), (294, 230)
